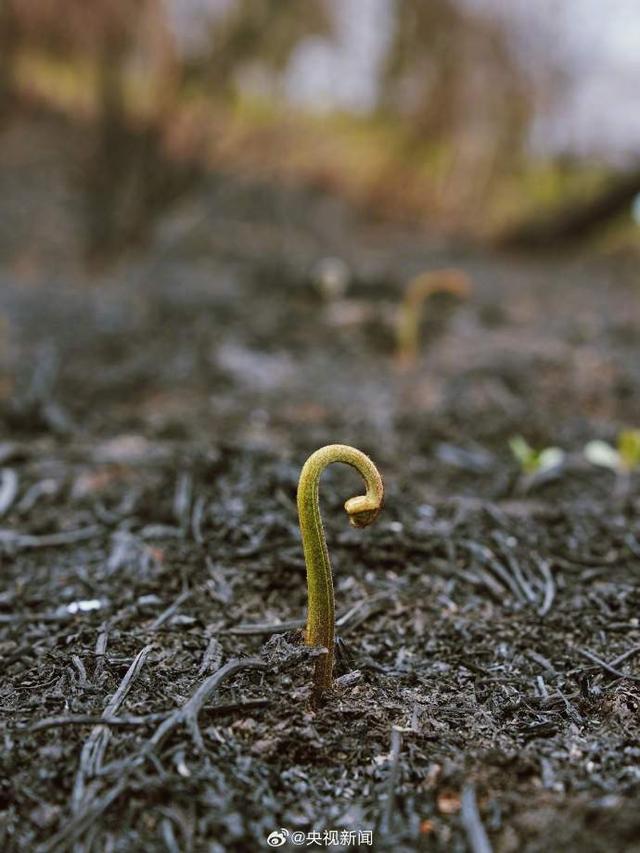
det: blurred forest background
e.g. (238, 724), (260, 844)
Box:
(0, 0), (639, 267)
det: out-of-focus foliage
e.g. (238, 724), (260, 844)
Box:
(380, 0), (541, 213)
(383, 0), (531, 145)
(2, 0), (332, 107)
(0, 0), (626, 256)
(1, 0), (186, 258)
(184, 0), (332, 94)
(585, 430), (640, 473)
(2, 0), (177, 111)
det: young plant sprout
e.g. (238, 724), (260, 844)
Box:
(297, 444), (383, 701)
(509, 435), (565, 476)
(584, 429), (640, 495)
(395, 268), (471, 368)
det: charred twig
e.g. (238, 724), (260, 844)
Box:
(72, 655), (89, 689)
(556, 687), (584, 726)
(140, 524), (184, 540)
(526, 650), (556, 674)
(106, 531), (140, 575)
(535, 556), (555, 617)
(0, 609), (103, 624)
(21, 700), (270, 734)
(72, 644), (154, 812)
(336, 593), (391, 634)
(16, 478), (58, 514)
(149, 589), (192, 631)
(43, 780), (128, 853)
(535, 675), (549, 700)
(576, 648), (640, 682)
(0, 468), (18, 517)
(461, 784), (493, 853)
(0, 524), (103, 552)
(93, 627), (110, 682)
(173, 471), (192, 529)
(161, 817), (181, 853)
(24, 712), (170, 733)
(491, 532), (536, 604)
(462, 541), (526, 604)
(226, 618), (307, 636)
(191, 494), (207, 544)
(198, 636), (222, 676)
(379, 727), (402, 836)
(609, 644), (640, 669)
(143, 657), (266, 755)
(464, 567), (508, 601)
(624, 533), (640, 559)
(227, 594), (391, 639)
(457, 657), (493, 677)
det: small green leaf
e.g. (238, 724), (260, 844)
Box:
(509, 436), (564, 475)
(537, 447), (565, 472)
(617, 429), (640, 471)
(509, 435), (536, 474)
(584, 440), (620, 471)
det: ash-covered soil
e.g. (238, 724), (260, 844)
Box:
(1, 110), (640, 852)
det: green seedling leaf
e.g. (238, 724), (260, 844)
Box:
(584, 439), (621, 471)
(537, 447), (565, 471)
(617, 429), (640, 471)
(509, 435), (536, 473)
(509, 436), (565, 475)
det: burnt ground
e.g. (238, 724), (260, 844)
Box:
(1, 110), (640, 852)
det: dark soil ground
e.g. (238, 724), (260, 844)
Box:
(1, 109), (640, 852)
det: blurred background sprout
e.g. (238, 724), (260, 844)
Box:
(584, 430), (640, 474)
(509, 435), (565, 476)
(395, 269), (471, 368)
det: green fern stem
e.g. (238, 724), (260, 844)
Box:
(297, 444), (384, 699)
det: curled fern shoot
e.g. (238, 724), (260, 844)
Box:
(395, 268), (471, 368)
(297, 444), (383, 701)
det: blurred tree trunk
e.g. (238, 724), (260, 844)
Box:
(380, 0), (537, 221)
(84, 1), (187, 262)
(498, 169), (640, 249)
(84, 35), (130, 261)
(0, 1), (17, 117)
(184, 0), (331, 96)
